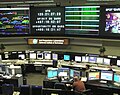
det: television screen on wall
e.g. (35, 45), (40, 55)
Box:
(65, 6), (100, 36)
(0, 7), (29, 36)
(100, 5), (120, 38)
(30, 6), (65, 36)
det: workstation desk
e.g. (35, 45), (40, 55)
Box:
(43, 79), (120, 95)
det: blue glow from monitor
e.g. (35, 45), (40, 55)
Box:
(114, 73), (120, 83)
(70, 69), (74, 77)
(100, 71), (113, 81)
(89, 56), (97, 63)
(47, 70), (57, 79)
(64, 55), (70, 61)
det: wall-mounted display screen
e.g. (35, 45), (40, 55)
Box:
(0, 8), (29, 35)
(65, 6), (100, 36)
(100, 5), (120, 38)
(30, 6), (65, 36)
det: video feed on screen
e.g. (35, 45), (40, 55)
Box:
(0, 8), (29, 35)
(105, 13), (120, 34)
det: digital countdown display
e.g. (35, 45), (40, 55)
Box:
(30, 6), (65, 36)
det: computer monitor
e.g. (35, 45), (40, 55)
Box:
(117, 60), (120, 66)
(103, 58), (111, 65)
(89, 56), (97, 63)
(30, 53), (36, 59)
(47, 69), (58, 79)
(37, 53), (43, 59)
(82, 56), (89, 62)
(52, 53), (58, 60)
(18, 54), (25, 59)
(88, 72), (100, 80)
(75, 56), (81, 62)
(114, 73), (120, 83)
(96, 57), (104, 64)
(44, 53), (51, 60)
(64, 55), (70, 61)
(100, 71), (113, 81)
(58, 68), (69, 78)
(73, 70), (80, 78)
(70, 69), (74, 78)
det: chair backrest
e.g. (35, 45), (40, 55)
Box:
(2, 84), (14, 95)
(31, 85), (42, 95)
(54, 82), (67, 90)
(20, 85), (30, 95)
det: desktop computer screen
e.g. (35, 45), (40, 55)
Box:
(100, 71), (113, 81)
(82, 56), (89, 62)
(30, 53), (36, 59)
(47, 69), (58, 79)
(70, 69), (74, 78)
(73, 70), (80, 78)
(75, 56), (81, 62)
(114, 73), (120, 83)
(88, 56), (97, 63)
(96, 57), (104, 64)
(88, 71), (100, 80)
(44, 53), (51, 60)
(37, 53), (43, 59)
(58, 68), (69, 78)
(64, 55), (70, 61)
(52, 53), (58, 60)
(117, 60), (120, 66)
(18, 54), (25, 59)
(103, 58), (111, 65)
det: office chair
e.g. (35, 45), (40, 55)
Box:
(31, 85), (42, 95)
(19, 85), (30, 95)
(54, 82), (67, 90)
(2, 84), (14, 95)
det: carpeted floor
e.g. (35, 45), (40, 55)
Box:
(25, 73), (46, 86)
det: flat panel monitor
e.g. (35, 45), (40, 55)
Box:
(89, 56), (97, 63)
(0, 7), (29, 35)
(37, 53), (43, 59)
(100, 5), (120, 38)
(47, 69), (58, 79)
(18, 54), (25, 59)
(52, 53), (58, 60)
(82, 56), (89, 62)
(30, 6), (65, 36)
(88, 72), (100, 80)
(100, 71), (113, 81)
(73, 70), (80, 78)
(96, 57), (104, 64)
(44, 53), (51, 60)
(29, 53), (36, 59)
(75, 56), (81, 62)
(103, 58), (111, 65)
(117, 60), (120, 66)
(65, 6), (100, 36)
(70, 69), (74, 78)
(114, 73), (120, 83)
(64, 55), (70, 61)
(58, 68), (69, 78)
(0, 55), (2, 60)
